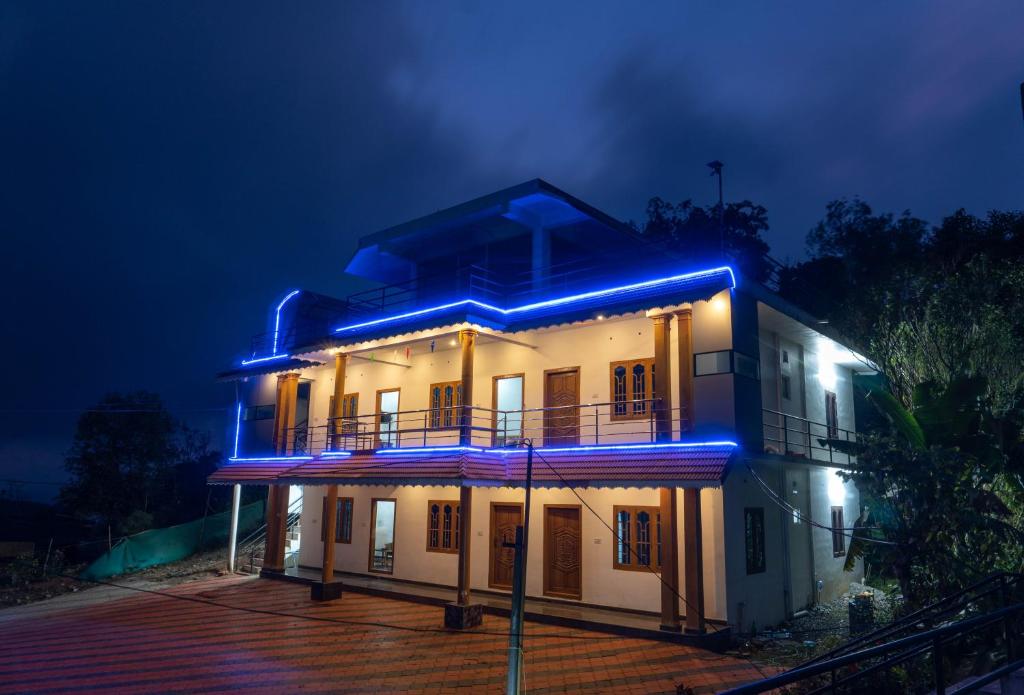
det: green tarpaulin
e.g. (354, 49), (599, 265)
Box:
(81, 501), (265, 580)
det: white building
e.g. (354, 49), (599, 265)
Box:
(211, 179), (871, 641)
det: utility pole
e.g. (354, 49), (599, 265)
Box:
(506, 441), (534, 695)
(707, 160), (725, 255)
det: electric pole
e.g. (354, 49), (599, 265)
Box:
(506, 441), (534, 695)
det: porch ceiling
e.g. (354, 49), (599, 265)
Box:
(207, 444), (737, 488)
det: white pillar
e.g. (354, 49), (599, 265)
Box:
(227, 483), (241, 572)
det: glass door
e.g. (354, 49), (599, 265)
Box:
(369, 499), (397, 573)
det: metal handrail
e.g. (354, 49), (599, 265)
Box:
(278, 398), (685, 455)
(804, 572), (1023, 667)
(721, 600), (1024, 694)
(236, 495), (303, 559)
(761, 407), (857, 464)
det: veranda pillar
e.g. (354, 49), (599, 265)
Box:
(445, 485), (482, 629)
(458, 329), (477, 446)
(659, 486), (682, 632)
(311, 484), (344, 600)
(683, 488), (706, 633)
(264, 372), (298, 574)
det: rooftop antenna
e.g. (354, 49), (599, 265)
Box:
(706, 160), (724, 255)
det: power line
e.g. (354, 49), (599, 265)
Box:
(744, 464), (900, 546)
(531, 449), (729, 634)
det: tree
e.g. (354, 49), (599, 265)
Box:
(631, 197), (772, 282)
(60, 392), (223, 535)
(830, 377), (1024, 607)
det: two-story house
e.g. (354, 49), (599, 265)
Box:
(210, 179), (871, 638)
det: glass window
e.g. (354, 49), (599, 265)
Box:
(369, 499), (396, 573)
(428, 381), (461, 430)
(321, 496), (354, 544)
(493, 375), (524, 446)
(695, 351), (732, 376)
(243, 404), (275, 421)
(426, 500), (460, 553)
(609, 358), (655, 420)
(831, 506), (846, 557)
(613, 505), (661, 571)
(745, 507), (766, 574)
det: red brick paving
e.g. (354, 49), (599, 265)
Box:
(0, 575), (770, 694)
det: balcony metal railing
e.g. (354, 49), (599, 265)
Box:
(282, 398), (692, 455)
(761, 407), (857, 465)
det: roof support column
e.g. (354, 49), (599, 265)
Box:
(330, 353), (348, 451)
(445, 485), (482, 629)
(683, 487), (706, 633)
(459, 329), (477, 446)
(652, 315), (673, 441)
(675, 309), (695, 433)
(312, 484), (344, 601)
(265, 373), (298, 574)
(659, 486), (682, 632)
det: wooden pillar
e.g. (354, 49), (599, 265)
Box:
(659, 486), (681, 632)
(330, 353), (347, 450)
(458, 329), (477, 446)
(675, 309), (695, 433)
(322, 485), (338, 583)
(683, 487), (706, 633)
(265, 373), (299, 573)
(652, 315), (673, 441)
(263, 484), (289, 573)
(456, 486), (472, 605)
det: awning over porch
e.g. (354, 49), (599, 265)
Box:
(207, 443), (737, 488)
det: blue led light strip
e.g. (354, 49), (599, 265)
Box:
(333, 265), (735, 334)
(376, 446), (486, 455)
(240, 353), (291, 366)
(491, 441), (738, 454)
(272, 290), (301, 355)
(227, 456), (315, 462)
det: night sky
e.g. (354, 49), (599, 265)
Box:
(3, 2), (1022, 500)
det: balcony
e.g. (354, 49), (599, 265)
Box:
(282, 398), (694, 456)
(761, 408), (856, 465)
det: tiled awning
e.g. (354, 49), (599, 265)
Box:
(208, 443), (737, 488)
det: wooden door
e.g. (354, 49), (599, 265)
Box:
(544, 505), (582, 600)
(489, 503), (523, 589)
(543, 368), (579, 446)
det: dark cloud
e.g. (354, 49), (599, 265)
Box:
(1, 1), (1021, 499)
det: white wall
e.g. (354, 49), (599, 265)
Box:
(236, 290), (738, 456)
(299, 483), (729, 620)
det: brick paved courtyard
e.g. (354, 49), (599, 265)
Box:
(0, 574), (769, 693)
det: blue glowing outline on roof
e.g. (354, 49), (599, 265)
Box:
(227, 456), (315, 462)
(491, 441), (738, 454)
(240, 353), (292, 366)
(332, 266), (735, 335)
(320, 451), (353, 458)
(272, 290), (301, 355)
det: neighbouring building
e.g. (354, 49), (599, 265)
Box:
(210, 179), (870, 637)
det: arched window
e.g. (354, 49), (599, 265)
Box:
(609, 358), (655, 421)
(613, 366), (627, 416)
(632, 363), (647, 415)
(426, 500), (461, 553)
(428, 503), (440, 549)
(612, 505), (661, 571)
(428, 381), (462, 430)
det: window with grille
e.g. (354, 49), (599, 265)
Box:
(825, 391), (839, 438)
(321, 496), (354, 544)
(613, 505), (661, 571)
(428, 381), (462, 429)
(831, 506), (846, 557)
(745, 507), (766, 574)
(610, 358), (655, 420)
(426, 500), (460, 553)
